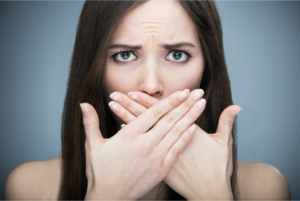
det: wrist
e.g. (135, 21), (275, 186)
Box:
(85, 184), (118, 200)
(188, 184), (234, 200)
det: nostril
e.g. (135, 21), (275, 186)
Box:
(143, 91), (160, 97)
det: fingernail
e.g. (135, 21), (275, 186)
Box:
(231, 107), (242, 117)
(178, 89), (190, 101)
(121, 124), (126, 128)
(192, 89), (204, 100)
(128, 92), (140, 101)
(110, 92), (122, 102)
(188, 124), (196, 135)
(108, 101), (120, 112)
(195, 98), (206, 111)
(80, 103), (89, 116)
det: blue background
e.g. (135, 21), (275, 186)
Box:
(0, 1), (299, 199)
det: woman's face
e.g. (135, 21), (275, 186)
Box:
(104, 0), (204, 124)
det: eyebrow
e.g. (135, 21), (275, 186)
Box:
(108, 42), (195, 50)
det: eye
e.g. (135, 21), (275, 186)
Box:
(165, 50), (191, 64)
(113, 51), (137, 63)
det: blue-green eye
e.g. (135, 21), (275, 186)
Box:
(167, 49), (192, 64)
(167, 50), (188, 63)
(111, 49), (192, 65)
(115, 51), (137, 62)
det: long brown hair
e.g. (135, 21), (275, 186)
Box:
(58, 0), (240, 200)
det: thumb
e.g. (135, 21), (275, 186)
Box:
(80, 103), (105, 148)
(215, 105), (242, 144)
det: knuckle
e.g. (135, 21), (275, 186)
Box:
(150, 150), (161, 162)
(83, 120), (94, 131)
(125, 126), (139, 136)
(169, 97), (178, 107)
(171, 125), (184, 137)
(151, 105), (163, 120)
(83, 114), (93, 125)
(124, 98), (131, 109)
(184, 99), (193, 108)
(171, 147), (180, 158)
(129, 127), (139, 135)
(144, 99), (151, 107)
(139, 144), (151, 156)
(180, 134), (190, 145)
(164, 113), (176, 125)
(223, 118), (234, 127)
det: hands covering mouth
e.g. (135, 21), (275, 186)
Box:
(80, 89), (241, 200)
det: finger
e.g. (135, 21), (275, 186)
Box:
(109, 91), (147, 116)
(108, 101), (137, 124)
(163, 124), (196, 169)
(80, 103), (105, 149)
(148, 89), (204, 145)
(80, 103), (104, 183)
(215, 105), (242, 144)
(127, 91), (160, 108)
(123, 89), (190, 136)
(157, 98), (206, 156)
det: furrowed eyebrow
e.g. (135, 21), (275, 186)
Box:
(161, 42), (195, 49)
(108, 42), (195, 50)
(108, 44), (142, 50)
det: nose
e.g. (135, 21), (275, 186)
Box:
(138, 60), (163, 97)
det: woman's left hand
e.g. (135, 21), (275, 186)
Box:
(108, 90), (241, 200)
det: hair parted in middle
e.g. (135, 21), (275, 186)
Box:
(59, 1), (239, 200)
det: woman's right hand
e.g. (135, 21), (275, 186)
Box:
(80, 89), (203, 200)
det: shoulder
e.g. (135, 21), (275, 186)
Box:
(4, 157), (62, 200)
(237, 161), (291, 200)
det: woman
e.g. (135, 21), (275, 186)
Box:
(4, 0), (290, 200)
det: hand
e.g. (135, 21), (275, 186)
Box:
(109, 90), (241, 200)
(80, 90), (202, 200)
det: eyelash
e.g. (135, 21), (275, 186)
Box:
(110, 48), (192, 65)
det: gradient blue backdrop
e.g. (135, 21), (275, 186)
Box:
(0, 1), (299, 199)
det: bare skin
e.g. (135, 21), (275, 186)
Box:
(4, 157), (290, 200)
(4, 0), (291, 200)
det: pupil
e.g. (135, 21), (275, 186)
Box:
(121, 52), (130, 59)
(173, 51), (182, 60)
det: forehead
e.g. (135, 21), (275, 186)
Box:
(111, 0), (199, 45)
